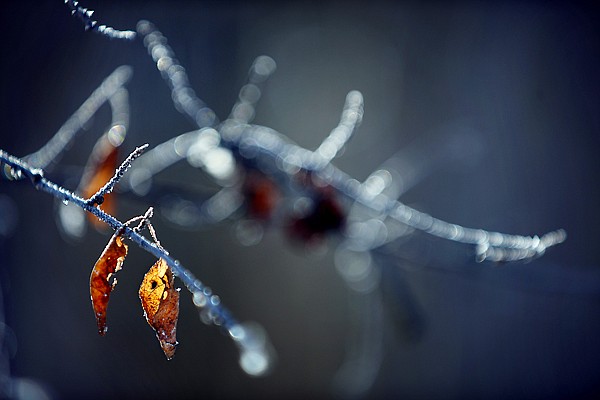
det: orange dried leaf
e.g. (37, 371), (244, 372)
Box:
(81, 137), (119, 229)
(139, 258), (180, 360)
(90, 232), (128, 336)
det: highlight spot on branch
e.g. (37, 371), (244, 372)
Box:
(139, 258), (180, 360)
(90, 230), (129, 336)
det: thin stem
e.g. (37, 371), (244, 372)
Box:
(86, 144), (149, 205)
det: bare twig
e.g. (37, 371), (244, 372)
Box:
(86, 144), (149, 206)
(65, 0), (136, 40)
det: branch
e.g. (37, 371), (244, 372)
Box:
(86, 143), (148, 206)
(314, 90), (364, 166)
(23, 65), (133, 170)
(0, 148), (274, 376)
(57, 3), (564, 263)
(219, 123), (567, 262)
(136, 20), (218, 128)
(227, 55), (277, 125)
(65, 0), (136, 40)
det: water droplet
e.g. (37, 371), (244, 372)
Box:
(193, 292), (206, 308)
(239, 349), (270, 377)
(228, 324), (246, 341)
(210, 295), (221, 306)
(199, 309), (212, 325)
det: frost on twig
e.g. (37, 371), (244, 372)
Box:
(86, 144), (149, 206)
(65, 0), (136, 40)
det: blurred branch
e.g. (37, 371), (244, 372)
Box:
(23, 66), (133, 171)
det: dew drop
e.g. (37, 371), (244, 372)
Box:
(192, 292), (206, 308)
(239, 349), (270, 377)
(210, 295), (221, 306)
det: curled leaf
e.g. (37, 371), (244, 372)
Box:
(139, 258), (180, 360)
(90, 231), (128, 336)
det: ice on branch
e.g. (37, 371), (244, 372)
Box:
(65, 0), (136, 40)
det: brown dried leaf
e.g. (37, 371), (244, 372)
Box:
(139, 258), (180, 360)
(90, 232), (128, 336)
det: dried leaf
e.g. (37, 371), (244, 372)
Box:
(288, 187), (345, 243)
(90, 231), (128, 336)
(139, 258), (180, 360)
(81, 136), (119, 229)
(242, 171), (280, 220)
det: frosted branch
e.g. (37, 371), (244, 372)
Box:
(314, 90), (364, 167)
(65, 0), (136, 40)
(136, 20), (218, 128)
(228, 56), (277, 125)
(218, 124), (566, 262)
(86, 144), (149, 206)
(23, 66), (132, 170)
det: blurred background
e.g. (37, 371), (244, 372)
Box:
(1, 1), (599, 399)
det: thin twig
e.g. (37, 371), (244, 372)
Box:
(86, 144), (149, 206)
(65, 0), (136, 40)
(126, 207), (165, 252)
